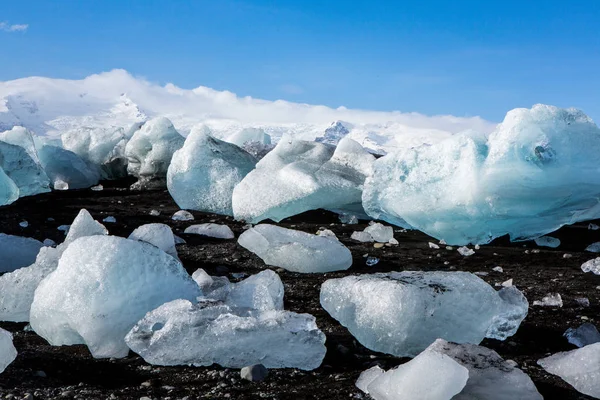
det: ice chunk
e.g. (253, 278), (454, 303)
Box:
(338, 213), (359, 224)
(429, 242), (440, 249)
(351, 231), (374, 242)
(0, 209), (107, 322)
(582, 258), (600, 274)
(30, 235), (201, 358)
(125, 117), (185, 189)
(355, 366), (385, 394)
(0, 141), (50, 197)
(91, 184), (103, 191)
(589, 223), (600, 230)
(361, 339), (542, 400)
(585, 242), (600, 253)
(225, 269), (284, 311)
(128, 223), (178, 259)
(38, 145), (100, 190)
(320, 271), (528, 357)
(533, 293), (563, 307)
(184, 223), (234, 239)
(366, 256), (380, 266)
(364, 223), (394, 243)
(0, 328), (17, 374)
(225, 127), (271, 148)
(457, 246), (475, 256)
(0, 234), (44, 273)
(538, 342), (600, 398)
(232, 137), (375, 223)
(167, 126), (257, 215)
(102, 216), (116, 223)
(125, 299), (326, 370)
(238, 224), (352, 273)
(0, 126), (40, 162)
(172, 210), (194, 221)
(534, 236), (560, 248)
(0, 166), (18, 206)
(564, 323), (600, 348)
(316, 228), (337, 240)
(364, 105), (600, 245)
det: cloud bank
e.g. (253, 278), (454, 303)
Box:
(0, 22), (28, 32)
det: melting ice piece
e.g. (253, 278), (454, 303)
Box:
(167, 126), (257, 215)
(102, 216), (116, 223)
(0, 141), (50, 197)
(224, 269), (284, 311)
(0, 234), (44, 273)
(364, 223), (394, 243)
(0, 209), (107, 322)
(0, 328), (17, 374)
(38, 145), (100, 190)
(564, 323), (600, 348)
(534, 236), (560, 248)
(0, 166), (18, 206)
(533, 293), (563, 307)
(232, 138), (374, 223)
(184, 223), (235, 239)
(125, 299), (326, 370)
(351, 231), (374, 242)
(172, 210), (194, 221)
(125, 117), (185, 190)
(538, 342), (600, 399)
(30, 235), (200, 358)
(363, 105), (600, 245)
(316, 229), (337, 240)
(457, 246), (475, 256)
(238, 224), (352, 273)
(128, 223), (179, 259)
(585, 242), (600, 253)
(359, 339), (542, 400)
(320, 271), (528, 357)
(339, 213), (359, 224)
(589, 223), (600, 230)
(581, 258), (600, 274)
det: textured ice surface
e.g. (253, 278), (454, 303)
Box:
(0, 209), (107, 322)
(172, 210), (194, 221)
(184, 223), (234, 239)
(62, 126), (131, 179)
(38, 145), (100, 190)
(582, 258), (600, 274)
(534, 236), (560, 248)
(225, 127), (271, 147)
(125, 117), (185, 189)
(0, 328), (17, 374)
(564, 323), (600, 348)
(128, 223), (179, 259)
(238, 224), (352, 273)
(351, 231), (374, 243)
(364, 223), (394, 243)
(167, 126), (257, 215)
(232, 137), (374, 223)
(0, 141), (50, 197)
(30, 235), (200, 358)
(359, 339), (542, 400)
(320, 271), (528, 357)
(0, 234), (44, 273)
(538, 342), (600, 398)
(125, 299), (326, 369)
(0, 166), (18, 206)
(457, 246), (475, 256)
(225, 270), (284, 311)
(533, 293), (563, 307)
(364, 105), (600, 245)
(0, 126), (39, 162)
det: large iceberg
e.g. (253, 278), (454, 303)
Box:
(125, 117), (185, 189)
(363, 105), (600, 245)
(30, 235), (201, 358)
(0, 141), (50, 197)
(0, 234), (44, 273)
(167, 126), (256, 215)
(538, 342), (600, 398)
(0, 328), (17, 374)
(0, 209), (107, 322)
(232, 137), (375, 223)
(358, 339), (541, 400)
(37, 145), (101, 190)
(238, 224), (353, 273)
(320, 271), (528, 357)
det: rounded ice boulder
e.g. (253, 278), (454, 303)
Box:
(0, 328), (17, 374)
(30, 235), (201, 358)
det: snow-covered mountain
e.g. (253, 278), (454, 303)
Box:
(0, 69), (497, 152)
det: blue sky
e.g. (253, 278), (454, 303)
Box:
(1, 0), (599, 121)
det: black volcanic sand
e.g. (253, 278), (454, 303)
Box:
(0, 179), (599, 399)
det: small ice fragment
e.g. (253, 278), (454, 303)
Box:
(19, 221), (28, 228)
(184, 224), (234, 239)
(351, 231), (374, 243)
(355, 365), (385, 393)
(564, 323), (600, 347)
(492, 266), (504, 273)
(575, 297), (590, 307)
(502, 279), (513, 287)
(388, 238), (399, 245)
(446, 246), (454, 251)
(53, 179), (69, 191)
(474, 272), (488, 276)
(149, 210), (161, 216)
(474, 244), (481, 250)
(231, 272), (247, 279)
(42, 239), (56, 247)
(581, 258), (600, 274)
(317, 229), (338, 240)
(172, 210), (194, 221)
(533, 293), (563, 307)
(57, 225), (70, 234)
(457, 246), (474, 256)
(339, 213), (358, 224)
(563, 253), (573, 259)
(428, 242), (440, 249)
(102, 216), (116, 223)
(585, 242), (600, 253)
(589, 223), (600, 230)
(534, 236), (560, 248)
(91, 184), (104, 191)
(439, 239), (447, 245)
(364, 223), (394, 243)
(0, 329), (17, 373)
(366, 257), (379, 266)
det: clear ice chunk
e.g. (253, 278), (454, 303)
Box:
(184, 223), (235, 239)
(0, 233), (44, 273)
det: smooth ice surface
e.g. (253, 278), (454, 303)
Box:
(320, 271), (528, 357)
(0, 234), (44, 273)
(167, 126), (256, 215)
(0, 328), (17, 374)
(232, 137), (375, 223)
(538, 342), (600, 398)
(184, 223), (234, 239)
(172, 210), (194, 221)
(360, 339), (542, 400)
(238, 224), (352, 273)
(0, 141), (50, 197)
(564, 323), (600, 348)
(0, 166), (18, 206)
(0, 126), (39, 162)
(125, 117), (185, 189)
(128, 223), (179, 259)
(582, 258), (600, 274)
(0, 209), (107, 322)
(356, 366), (385, 393)
(534, 236), (560, 248)
(225, 270), (284, 311)
(364, 223), (394, 243)
(38, 145), (100, 190)
(364, 105), (600, 245)
(585, 242), (600, 253)
(125, 299), (326, 370)
(30, 235), (200, 358)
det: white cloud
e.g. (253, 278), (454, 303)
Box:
(0, 22), (28, 32)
